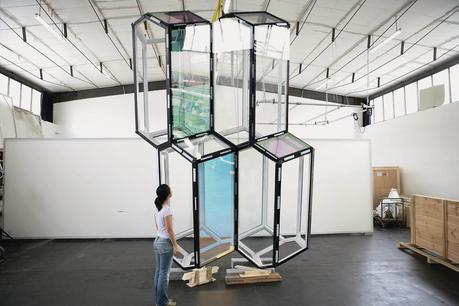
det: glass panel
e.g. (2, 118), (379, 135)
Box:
(0, 74), (8, 95)
(373, 96), (383, 123)
(255, 24), (289, 138)
(21, 85), (32, 111)
(31, 89), (42, 116)
(370, 99), (375, 124)
(213, 18), (251, 143)
(256, 133), (310, 159)
(432, 69), (450, 104)
(159, 148), (196, 269)
(171, 24), (211, 139)
(175, 134), (231, 159)
(238, 147), (275, 268)
(383, 93), (394, 120)
(405, 83), (418, 114)
(417, 76), (432, 92)
(393, 88), (405, 117)
(0, 95), (16, 141)
(279, 153), (312, 263)
(133, 20), (168, 147)
(198, 153), (235, 264)
(451, 64), (459, 103)
(151, 12), (206, 25)
(9, 79), (21, 107)
(234, 12), (285, 25)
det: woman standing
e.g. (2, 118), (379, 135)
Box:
(154, 184), (179, 306)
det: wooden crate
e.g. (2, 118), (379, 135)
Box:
(447, 200), (459, 263)
(372, 167), (400, 209)
(411, 195), (446, 257)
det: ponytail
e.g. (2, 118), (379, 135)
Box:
(155, 184), (171, 211)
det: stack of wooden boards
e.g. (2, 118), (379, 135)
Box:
(399, 195), (459, 272)
(225, 266), (282, 285)
(182, 266), (219, 287)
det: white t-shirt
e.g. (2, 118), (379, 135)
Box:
(155, 204), (173, 239)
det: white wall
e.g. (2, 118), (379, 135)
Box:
(53, 90), (361, 139)
(3, 138), (372, 238)
(363, 101), (459, 200)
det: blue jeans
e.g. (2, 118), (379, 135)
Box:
(154, 237), (173, 306)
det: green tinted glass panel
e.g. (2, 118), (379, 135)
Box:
(170, 26), (211, 139)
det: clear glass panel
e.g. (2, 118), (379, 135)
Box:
(31, 89), (42, 116)
(370, 99), (375, 124)
(171, 24), (211, 139)
(255, 24), (289, 138)
(9, 79), (21, 107)
(279, 153), (312, 263)
(213, 18), (251, 143)
(133, 20), (168, 147)
(159, 148), (196, 269)
(238, 147), (275, 267)
(234, 12), (285, 25)
(405, 83), (418, 114)
(151, 11), (206, 25)
(256, 133), (310, 159)
(383, 93), (394, 120)
(0, 74), (8, 95)
(373, 96), (383, 123)
(432, 69), (450, 104)
(198, 153), (235, 264)
(174, 134), (231, 159)
(393, 88), (405, 117)
(21, 85), (32, 111)
(451, 64), (459, 102)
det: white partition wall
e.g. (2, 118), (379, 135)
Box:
(3, 138), (372, 238)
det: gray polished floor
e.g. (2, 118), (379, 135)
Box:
(1, 229), (458, 306)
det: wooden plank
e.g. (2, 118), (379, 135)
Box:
(225, 273), (282, 285)
(398, 242), (459, 272)
(447, 200), (459, 263)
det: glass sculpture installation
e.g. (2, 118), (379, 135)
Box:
(133, 11), (314, 269)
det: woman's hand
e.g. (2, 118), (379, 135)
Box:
(173, 244), (180, 256)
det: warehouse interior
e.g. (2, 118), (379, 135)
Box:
(0, 0), (459, 305)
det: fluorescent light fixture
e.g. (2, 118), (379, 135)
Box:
(370, 29), (402, 54)
(223, 0), (232, 14)
(34, 13), (65, 43)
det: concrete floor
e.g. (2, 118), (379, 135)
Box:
(0, 229), (458, 306)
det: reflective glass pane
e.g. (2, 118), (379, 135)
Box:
(174, 134), (231, 159)
(238, 147), (275, 267)
(21, 85), (32, 111)
(373, 96), (383, 123)
(405, 83), (418, 114)
(198, 153), (235, 264)
(255, 24), (289, 138)
(383, 93), (394, 120)
(133, 20), (168, 147)
(432, 69), (450, 104)
(171, 25), (211, 139)
(451, 64), (459, 102)
(213, 18), (251, 143)
(393, 88), (405, 117)
(279, 153), (312, 263)
(151, 11), (206, 25)
(234, 12), (285, 25)
(256, 133), (310, 159)
(31, 89), (42, 116)
(0, 74), (8, 95)
(159, 148), (196, 269)
(9, 79), (21, 107)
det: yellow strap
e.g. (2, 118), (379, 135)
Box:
(211, 0), (224, 22)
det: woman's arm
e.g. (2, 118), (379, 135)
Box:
(165, 215), (179, 255)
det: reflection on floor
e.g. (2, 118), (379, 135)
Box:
(1, 229), (459, 306)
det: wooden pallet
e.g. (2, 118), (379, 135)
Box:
(225, 267), (282, 286)
(399, 242), (459, 272)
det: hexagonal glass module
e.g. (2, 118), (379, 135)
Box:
(238, 133), (314, 267)
(216, 12), (290, 143)
(133, 11), (212, 149)
(159, 133), (236, 269)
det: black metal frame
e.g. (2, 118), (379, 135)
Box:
(132, 11), (214, 150)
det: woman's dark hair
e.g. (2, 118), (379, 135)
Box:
(155, 184), (171, 211)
